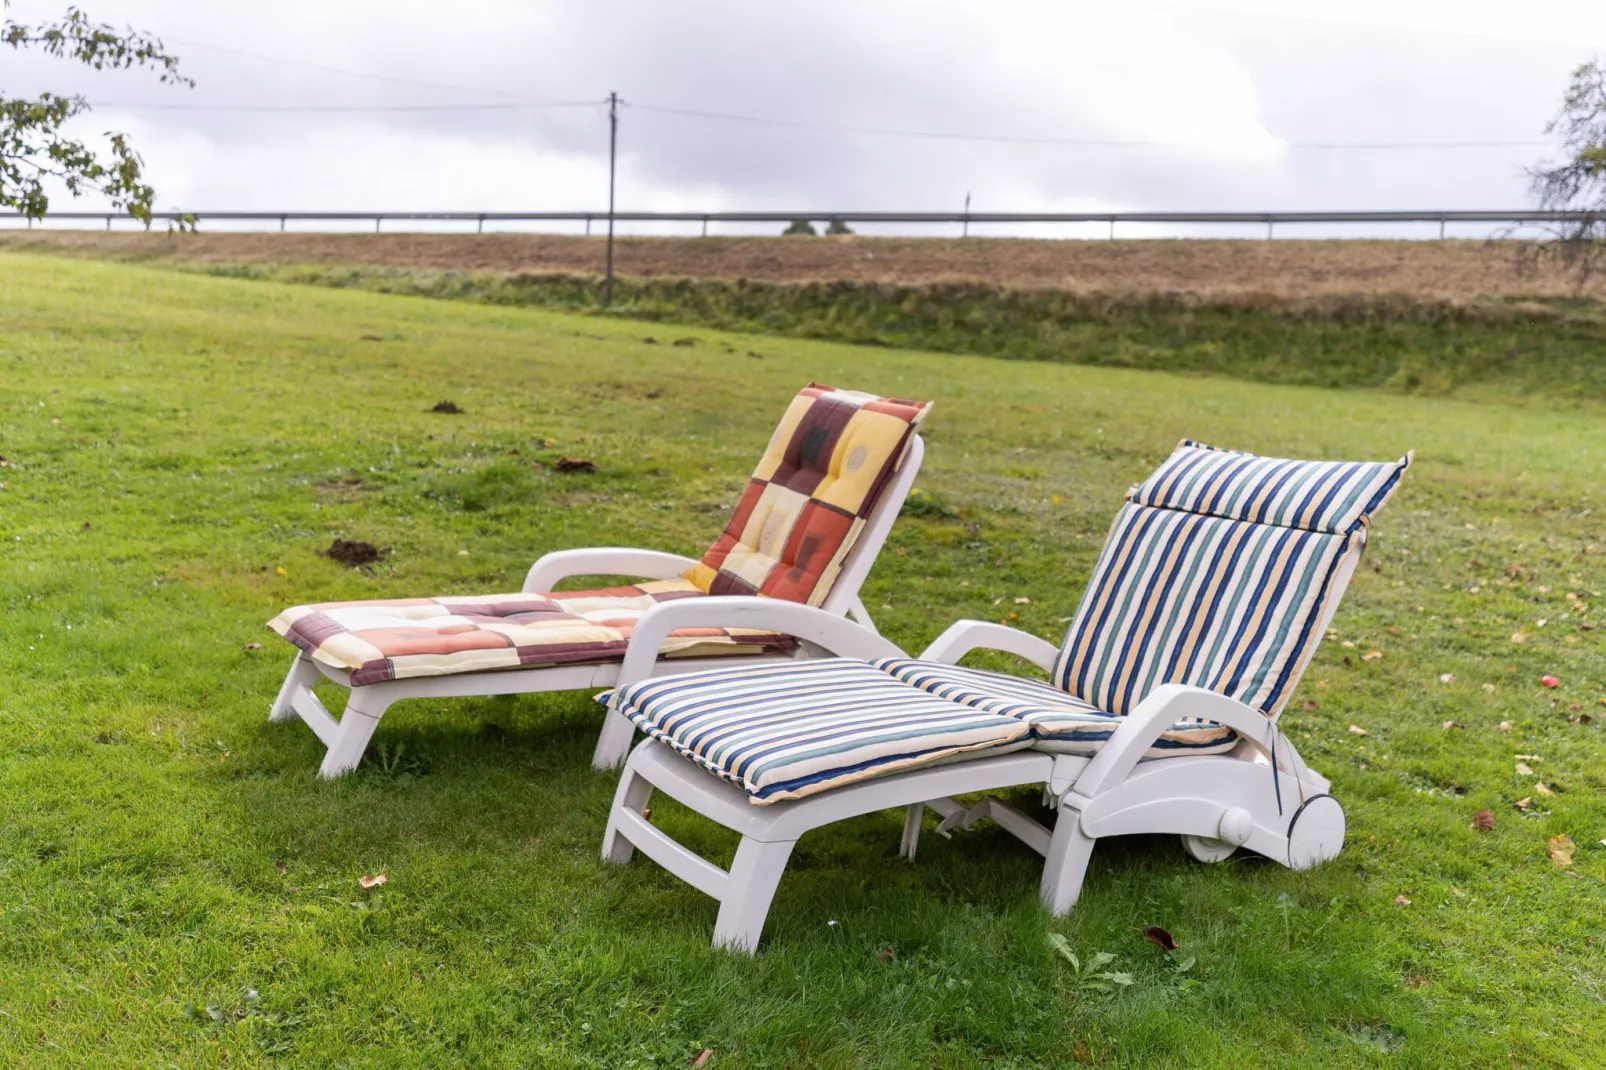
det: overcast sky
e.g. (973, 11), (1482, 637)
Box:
(5, 0), (1605, 237)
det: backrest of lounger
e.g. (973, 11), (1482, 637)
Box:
(683, 384), (933, 607)
(1051, 440), (1411, 720)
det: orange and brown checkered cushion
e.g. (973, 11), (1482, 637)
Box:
(268, 580), (793, 687)
(683, 384), (932, 605)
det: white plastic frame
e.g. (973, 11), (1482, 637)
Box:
(267, 436), (925, 778)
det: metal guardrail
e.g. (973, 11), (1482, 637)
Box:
(3, 208), (1593, 240)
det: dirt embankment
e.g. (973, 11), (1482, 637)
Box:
(2, 230), (1600, 300)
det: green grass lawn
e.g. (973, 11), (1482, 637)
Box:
(1, 251), (1603, 1068)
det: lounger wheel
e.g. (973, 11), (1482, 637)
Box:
(1285, 794), (1345, 870)
(1180, 835), (1238, 864)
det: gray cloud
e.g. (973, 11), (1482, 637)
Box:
(2, 0), (1594, 235)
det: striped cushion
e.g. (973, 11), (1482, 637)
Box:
(1131, 440), (1411, 535)
(605, 660), (1032, 804)
(872, 658), (1238, 758)
(1053, 442), (1411, 719)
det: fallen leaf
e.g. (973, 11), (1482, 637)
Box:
(242, 641), (262, 651)
(1510, 632), (1529, 644)
(1497, 721), (1511, 731)
(274, 858), (287, 874)
(1515, 762), (1534, 776)
(1483, 683), (1497, 694)
(1535, 782), (1555, 796)
(358, 873), (387, 890)
(555, 457), (597, 473)
(1441, 720), (1463, 730)
(1548, 834), (1576, 868)
(1515, 797), (1532, 811)
(876, 947), (895, 961)
(691, 1048), (714, 1068)
(1142, 926), (1178, 952)
(1471, 810), (1494, 832)
(1348, 724), (1368, 736)
(1014, 596), (1031, 605)
(1362, 649), (1383, 661)
(1395, 895), (1412, 906)
(1438, 673), (1456, 685)
(1449, 886), (1466, 897)
(275, 566), (288, 577)
(1540, 675), (1560, 689)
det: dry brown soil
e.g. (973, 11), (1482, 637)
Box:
(2, 230), (1599, 299)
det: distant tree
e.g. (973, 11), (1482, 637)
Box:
(782, 218), (817, 236)
(824, 217), (853, 235)
(2, 3), (190, 224)
(1524, 58), (1606, 282)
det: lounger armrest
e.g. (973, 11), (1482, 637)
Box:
(617, 596), (908, 688)
(522, 548), (702, 593)
(1069, 685), (1306, 800)
(919, 620), (1059, 671)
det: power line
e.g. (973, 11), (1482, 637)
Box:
(624, 100), (1551, 151)
(91, 100), (603, 113)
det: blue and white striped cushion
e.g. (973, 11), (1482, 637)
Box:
(604, 660), (1032, 804)
(1131, 440), (1411, 535)
(871, 658), (1238, 757)
(1053, 442), (1410, 719)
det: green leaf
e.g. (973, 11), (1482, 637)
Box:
(1088, 951), (1116, 971)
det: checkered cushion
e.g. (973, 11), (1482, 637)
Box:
(1053, 441), (1411, 718)
(269, 580), (791, 687)
(871, 658), (1238, 757)
(683, 384), (932, 605)
(606, 659), (1033, 804)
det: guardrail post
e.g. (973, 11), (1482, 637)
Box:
(1108, 219), (1115, 240)
(477, 215), (485, 235)
(106, 215), (112, 231)
(1439, 216), (1446, 240)
(585, 215), (592, 236)
(1266, 220), (1274, 240)
(701, 216), (708, 238)
(375, 216), (381, 234)
(279, 216), (286, 233)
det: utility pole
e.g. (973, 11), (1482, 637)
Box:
(604, 91), (619, 307)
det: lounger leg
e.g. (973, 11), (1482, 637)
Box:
(268, 653), (318, 724)
(318, 689), (390, 779)
(712, 837), (796, 953)
(899, 804), (923, 860)
(591, 709), (638, 771)
(1039, 806), (1097, 916)
(601, 766), (656, 865)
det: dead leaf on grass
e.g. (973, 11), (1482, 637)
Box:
(554, 457), (597, 473)
(1142, 926), (1178, 951)
(242, 642), (262, 651)
(1497, 721), (1511, 731)
(1535, 782), (1555, 797)
(1510, 631), (1529, 644)
(1362, 649), (1383, 661)
(1442, 720), (1463, 730)
(1515, 762), (1534, 776)
(691, 1048), (713, 1068)
(1471, 810), (1495, 832)
(1547, 834), (1576, 868)
(358, 873), (388, 890)
(1395, 895), (1412, 906)
(1348, 724), (1368, 737)
(274, 858), (287, 874)
(876, 947), (896, 961)
(1515, 797), (1533, 812)
(1438, 673), (1455, 685)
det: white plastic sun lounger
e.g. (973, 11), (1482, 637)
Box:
(263, 385), (931, 777)
(595, 440), (1412, 951)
